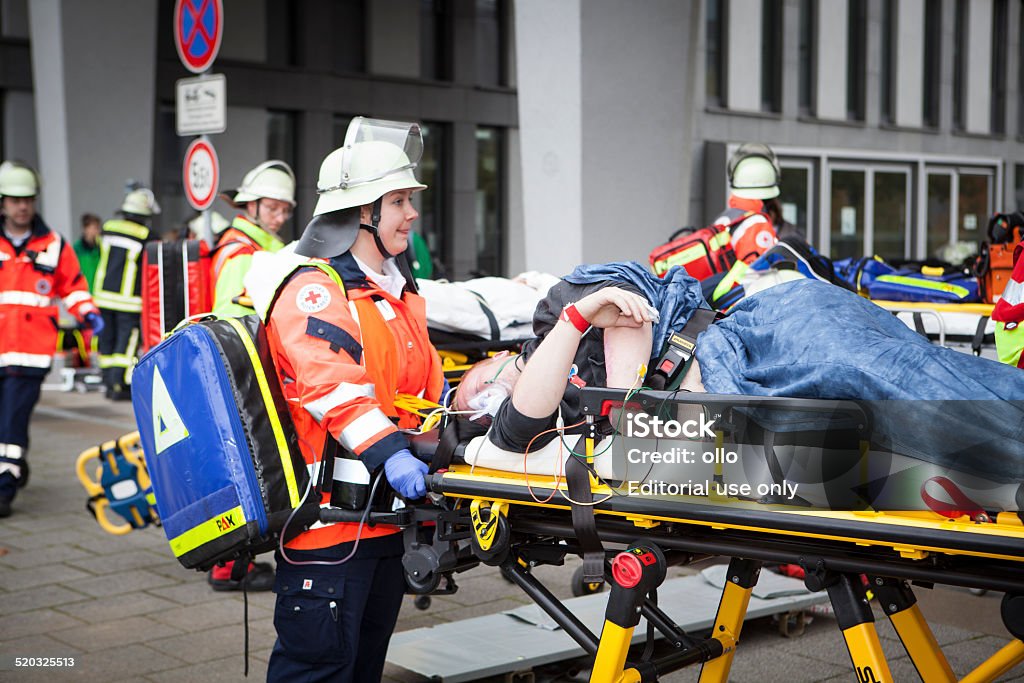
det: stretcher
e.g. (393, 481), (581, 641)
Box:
(875, 300), (997, 359)
(367, 387), (1024, 682)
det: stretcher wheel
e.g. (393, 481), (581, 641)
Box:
(413, 595), (432, 611)
(571, 565), (605, 597)
(406, 569), (442, 594)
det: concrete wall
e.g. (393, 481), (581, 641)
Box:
(965, 0), (993, 135)
(726, 0), (762, 112)
(29, 0), (158, 237)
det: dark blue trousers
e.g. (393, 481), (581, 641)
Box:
(267, 535), (406, 683)
(0, 372), (44, 501)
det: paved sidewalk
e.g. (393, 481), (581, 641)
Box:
(0, 390), (1020, 682)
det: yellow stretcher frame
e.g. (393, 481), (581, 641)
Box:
(432, 449), (1024, 682)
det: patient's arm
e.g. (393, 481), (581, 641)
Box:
(511, 287), (654, 419)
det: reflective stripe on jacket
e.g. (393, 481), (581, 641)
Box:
(0, 216), (98, 372)
(715, 197), (778, 265)
(210, 215), (283, 317)
(992, 244), (1024, 368)
(264, 252), (444, 549)
(93, 219), (151, 312)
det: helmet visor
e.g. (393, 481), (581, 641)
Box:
(320, 117), (424, 194)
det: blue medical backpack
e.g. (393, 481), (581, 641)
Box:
(131, 315), (319, 570)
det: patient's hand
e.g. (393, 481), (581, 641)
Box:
(576, 288), (654, 329)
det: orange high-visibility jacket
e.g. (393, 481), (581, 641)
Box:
(1, 217), (98, 373)
(210, 215), (284, 317)
(266, 252), (444, 549)
(716, 196), (778, 265)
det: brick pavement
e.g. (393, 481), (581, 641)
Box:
(0, 390), (1019, 682)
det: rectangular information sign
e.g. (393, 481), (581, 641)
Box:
(175, 73), (226, 136)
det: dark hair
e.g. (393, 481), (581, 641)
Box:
(80, 212), (101, 227)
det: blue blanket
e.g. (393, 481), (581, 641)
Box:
(696, 280), (1024, 481)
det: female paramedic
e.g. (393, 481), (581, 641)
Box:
(255, 118), (445, 682)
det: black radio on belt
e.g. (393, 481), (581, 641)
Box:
(647, 308), (718, 391)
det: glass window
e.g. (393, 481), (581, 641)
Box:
(880, 0), (895, 124)
(830, 170), (865, 259)
(1, 0), (30, 38)
(416, 122), (447, 277)
(798, 0), (815, 114)
(846, 0), (867, 121)
(926, 173), (952, 257)
(706, 0), (725, 107)
(778, 165), (812, 242)
(991, 0), (1008, 135)
(476, 0), (505, 87)
(421, 0), (452, 81)
(1016, 163), (1024, 210)
(923, 0), (942, 128)
(265, 0), (298, 67)
(952, 0), (967, 130)
(958, 173), (991, 253)
(761, 0), (782, 113)
(475, 127), (503, 276)
(873, 171), (909, 261)
(332, 0), (366, 74)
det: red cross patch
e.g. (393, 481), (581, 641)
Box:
(296, 284), (331, 313)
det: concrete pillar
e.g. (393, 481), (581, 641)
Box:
(726, 0), (763, 113)
(965, 0), (993, 134)
(894, 0), (924, 128)
(815, 0), (847, 120)
(29, 0), (158, 238)
(515, 0), (694, 274)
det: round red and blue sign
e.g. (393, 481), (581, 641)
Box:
(173, 0), (223, 74)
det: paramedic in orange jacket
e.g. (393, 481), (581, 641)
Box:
(0, 160), (103, 517)
(260, 118), (444, 683)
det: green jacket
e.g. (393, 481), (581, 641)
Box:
(73, 238), (101, 292)
(211, 215), (284, 318)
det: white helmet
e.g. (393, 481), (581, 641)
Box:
(121, 187), (161, 216)
(728, 143), (780, 200)
(233, 160), (296, 206)
(0, 160), (39, 197)
(188, 210), (230, 236)
(313, 117), (426, 217)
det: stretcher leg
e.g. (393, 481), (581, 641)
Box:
(871, 576), (955, 682)
(961, 640), (1024, 683)
(824, 572), (894, 683)
(698, 558), (759, 683)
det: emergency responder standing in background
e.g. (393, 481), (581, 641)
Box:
(73, 213), (102, 291)
(210, 160), (295, 317)
(0, 160), (103, 517)
(249, 118), (444, 682)
(93, 183), (159, 400)
(709, 143), (782, 305)
(205, 161), (295, 593)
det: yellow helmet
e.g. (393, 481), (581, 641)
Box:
(121, 187), (161, 217)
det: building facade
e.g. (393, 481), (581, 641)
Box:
(2, 0), (1023, 279)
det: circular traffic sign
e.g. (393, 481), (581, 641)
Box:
(182, 138), (219, 211)
(173, 0), (223, 74)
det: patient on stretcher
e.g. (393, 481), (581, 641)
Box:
(451, 263), (1024, 512)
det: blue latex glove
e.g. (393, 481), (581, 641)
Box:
(441, 378), (452, 403)
(84, 311), (105, 335)
(384, 448), (428, 499)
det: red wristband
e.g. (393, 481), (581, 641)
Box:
(560, 303), (590, 333)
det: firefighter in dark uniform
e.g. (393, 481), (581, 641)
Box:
(92, 185), (159, 400)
